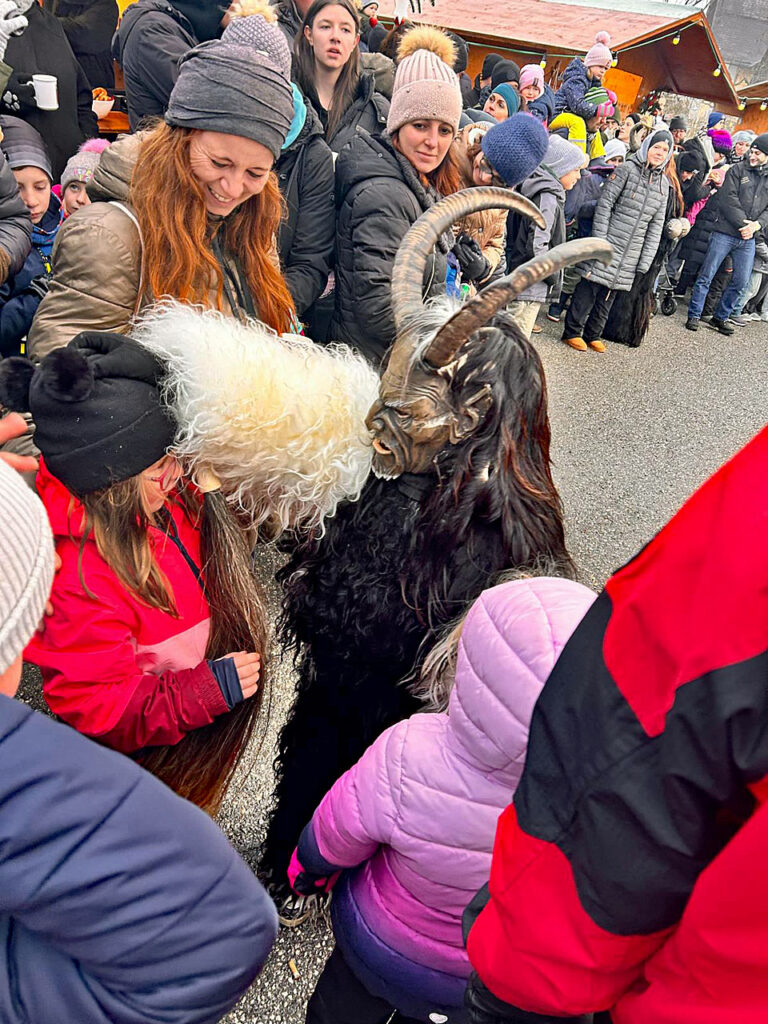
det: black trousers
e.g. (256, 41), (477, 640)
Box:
(563, 278), (618, 343)
(306, 947), (423, 1024)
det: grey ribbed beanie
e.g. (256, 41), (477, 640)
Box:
(165, 40), (294, 160)
(0, 458), (54, 674)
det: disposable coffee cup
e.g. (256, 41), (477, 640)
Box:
(32, 75), (58, 111)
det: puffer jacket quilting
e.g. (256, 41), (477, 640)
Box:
(583, 152), (670, 291)
(331, 128), (449, 365)
(553, 57), (599, 122)
(297, 578), (596, 1019)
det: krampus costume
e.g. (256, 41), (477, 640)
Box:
(260, 188), (613, 897)
(4, 305), (378, 814)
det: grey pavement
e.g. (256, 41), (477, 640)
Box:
(18, 302), (767, 1024)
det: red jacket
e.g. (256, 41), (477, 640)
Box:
(465, 424), (768, 1023)
(26, 461), (228, 753)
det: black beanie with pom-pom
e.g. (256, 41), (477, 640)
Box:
(0, 332), (176, 496)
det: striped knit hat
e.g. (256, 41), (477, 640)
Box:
(0, 457), (54, 674)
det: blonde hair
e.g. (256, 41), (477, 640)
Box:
(131, 300), (380, 535)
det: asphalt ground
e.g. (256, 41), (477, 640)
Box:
(18, 301), (767, 1024)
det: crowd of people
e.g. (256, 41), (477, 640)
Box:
(0, 1), (765, 1023)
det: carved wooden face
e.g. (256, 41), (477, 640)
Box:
(366, 356), (492, 478)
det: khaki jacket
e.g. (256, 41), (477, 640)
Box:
(28, 133), (143, 361)
(452, 123), (508, 281)
(28, 133), (265, 361)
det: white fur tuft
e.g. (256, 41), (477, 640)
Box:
(131, 301), (379, 535)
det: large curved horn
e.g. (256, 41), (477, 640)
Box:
(388, 187), (545, 378)
(423, 238), (614, 367)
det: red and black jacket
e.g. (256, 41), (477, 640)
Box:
(465, 425), (768, 1023)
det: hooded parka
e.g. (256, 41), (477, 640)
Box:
(506, 162), (566, 301)
(276, 100), (335, 318)
(331, 128), (451, 365)
(581, 144), (670, 291)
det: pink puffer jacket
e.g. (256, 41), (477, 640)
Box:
(298, 577), (596, 1019)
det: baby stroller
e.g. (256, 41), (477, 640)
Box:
(653, 217), (690, 317)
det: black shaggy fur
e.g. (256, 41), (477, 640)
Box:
(42, 348), (95, 401)
(259, 314), (575, 895)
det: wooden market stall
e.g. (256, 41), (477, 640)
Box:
(377, 0), (740, 115)
(736, 79), (768, 134)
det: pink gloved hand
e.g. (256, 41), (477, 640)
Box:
(596, 100), (615, 118)
(287, 848), (341, 897)
(606, 89), (617, 104)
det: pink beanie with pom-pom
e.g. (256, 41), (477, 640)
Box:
(585, 31), (612, 69)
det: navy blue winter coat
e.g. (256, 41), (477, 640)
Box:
(0, 694), (278, 1024)
(0, 193), (60, 357)
(553, 57), (600, 122)
(528, 83), (556, 123)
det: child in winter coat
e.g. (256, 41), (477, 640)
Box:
(0, 452), (278, 1024)
(562, 127), (671, 352)
(57, 138), (111, 218)
(505, 134), (587, 338)
(10, 332), (264, 811)
(0, 116), (60, 357)
(289, 576), (596, 1024)
(553, 31), (615, 151)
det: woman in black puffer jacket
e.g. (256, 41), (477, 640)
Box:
(331, 27), (462, 365)
(292, 0), (388, 154)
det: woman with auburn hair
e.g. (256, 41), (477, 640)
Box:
(292, 0), (389, 154)
(28, 39), (297, 361)
(331, 25), (462, 364)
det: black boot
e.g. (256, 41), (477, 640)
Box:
(685, 317), (699, 331)
(707, 316), (735, 336)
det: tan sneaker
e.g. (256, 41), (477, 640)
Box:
(588, 339), (607, 352)
(563, 336), (587, 351)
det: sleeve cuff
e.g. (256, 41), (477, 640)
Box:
(207, 657), (243, 710)
(297, 821), (342, 876)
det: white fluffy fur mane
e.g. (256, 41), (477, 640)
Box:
(131, 301), (379, 534)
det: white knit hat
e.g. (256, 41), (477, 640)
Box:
(0, 458), (54, 674)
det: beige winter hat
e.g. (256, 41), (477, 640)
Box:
(387, 26), (462, 135)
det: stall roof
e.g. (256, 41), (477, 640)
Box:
(738, 79), (768, 101)
(378, 0), (739, 109)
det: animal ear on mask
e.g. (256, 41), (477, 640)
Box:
(448, 383), (493, 444)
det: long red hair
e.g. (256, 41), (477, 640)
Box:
(131, 122), (295, 334)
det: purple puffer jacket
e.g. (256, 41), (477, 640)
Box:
(298, 577), (596, 1020)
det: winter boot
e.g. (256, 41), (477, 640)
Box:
(707, 316), (735, 336)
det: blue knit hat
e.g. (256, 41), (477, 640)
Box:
(707, 110), (723, 130)
(488, 82), (519, 117)
(480, 112), (549, 186)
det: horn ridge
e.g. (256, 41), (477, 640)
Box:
(423, 238), (614, 367)
(387, 187), (547, 380)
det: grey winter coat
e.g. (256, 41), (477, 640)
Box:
(582, 153), (669, 292)
(506, 164), (565, 302)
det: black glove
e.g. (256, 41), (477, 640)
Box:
(26, 275), (49, 301)
(453, 233), (491, 284)
(1, 69), (36, 114)
(465, 973), (594, 1024)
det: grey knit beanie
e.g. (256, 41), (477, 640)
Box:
(543, 134), (587, 179)
(0, 458), (54, 674)
(165, 40), (294, 160)
(222, 12), (292, 80)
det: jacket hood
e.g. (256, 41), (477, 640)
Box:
(114, 0), (195, 62)
(88, 132), (143, 203)
(447, 577), (596, 777)
(519, 161), (565, 203)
